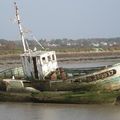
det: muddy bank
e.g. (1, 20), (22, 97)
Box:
(0, 51), (120, 59)
(1, 51), (120, 72)
(1, 51), (120, 61)
(57, 51), (120, 60)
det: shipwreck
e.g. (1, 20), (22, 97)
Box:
(0, 2), (120, 92)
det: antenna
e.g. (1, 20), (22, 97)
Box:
(31, 34), (45, 50)
(14, 2), (27, 52)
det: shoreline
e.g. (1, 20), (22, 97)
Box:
(1, 51), (120, 63)
(1, 51), (120, 60)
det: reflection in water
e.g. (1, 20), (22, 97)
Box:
(0, 103), (120, 120)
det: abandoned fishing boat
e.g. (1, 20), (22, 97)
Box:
(0, 2), (120, 92)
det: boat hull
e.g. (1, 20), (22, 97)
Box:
(1, 64), (120, 91)
(32, 63), (120, 91)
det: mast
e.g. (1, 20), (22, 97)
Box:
(14, 2), (27, 52)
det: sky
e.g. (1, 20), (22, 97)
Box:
(0, 0), (120, 40)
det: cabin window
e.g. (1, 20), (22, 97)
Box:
(42, 57), (46, 63)
(52, 54), (55, 60)
(48, 56), (51, 61)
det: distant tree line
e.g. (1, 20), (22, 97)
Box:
(0, 37), (120, 54)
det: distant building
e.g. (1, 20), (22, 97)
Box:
(100, 42), (108, 46)
(67, 43), (71, 46)
(47, 43), (59, 47)
(92, 43), (100, 47)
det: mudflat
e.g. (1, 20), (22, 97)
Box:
(1, 51), (120, 71)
